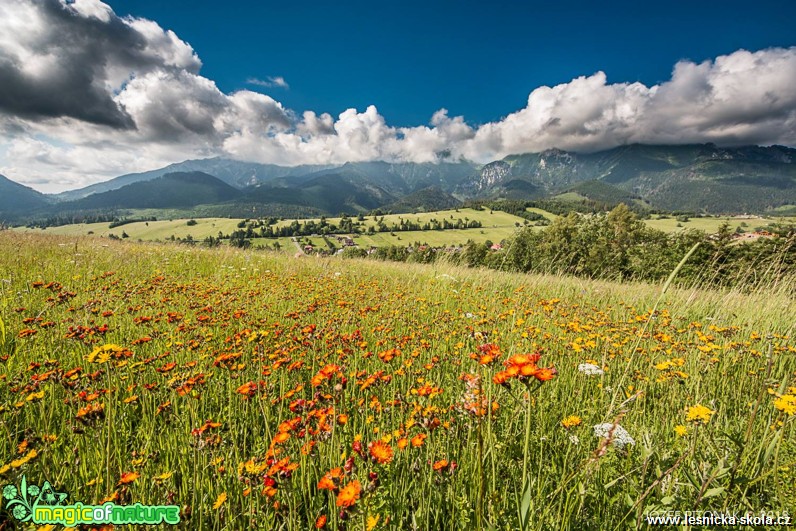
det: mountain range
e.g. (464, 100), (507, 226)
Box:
(2, 143), (795, 222)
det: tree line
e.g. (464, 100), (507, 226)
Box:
(347, 204), (796, 291)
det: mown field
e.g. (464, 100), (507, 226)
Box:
(0, 232), (794, 530)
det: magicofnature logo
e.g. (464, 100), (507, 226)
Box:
(3, 475), (180, 526)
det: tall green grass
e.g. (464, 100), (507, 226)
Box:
(0, 232), (793, 530)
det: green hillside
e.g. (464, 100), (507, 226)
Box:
(0, 174), (51, 219)
(60, 172), (241, 210)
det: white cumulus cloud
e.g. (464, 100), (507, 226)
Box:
(0, 0), (794, 193)
(247, 76), (290, 89)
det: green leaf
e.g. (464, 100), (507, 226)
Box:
(702, 487), (725, 499)
(660, 496), (675, 506)
(760, 432), (781, 472)
(624, 493), (634, 508)
(683, 468), (701, 490)
(519, 481), (533, 530)
(777, 378), (790, 396)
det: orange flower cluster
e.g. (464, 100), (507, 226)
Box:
(470, 343), (501, 365)
(236, 381), (259, 398)
(75, 402), (105, 423)
(492, 352), (557, 386)
(310, 364), (343, 387)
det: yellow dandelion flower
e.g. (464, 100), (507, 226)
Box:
(26, 390), (45, 402)
(686, 404), (714, 424)
(561, 415), (582, 429)
(87, 343), (124, 364)
(213, 492), (227, 510)
(773, 395), (796, 416)
(674, 425), (689, 437)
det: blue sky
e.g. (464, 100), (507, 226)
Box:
(0, 0), (794, 192)
(106, 0), (796, 126)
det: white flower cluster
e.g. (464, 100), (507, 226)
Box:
(578, 363), (604, 376)
(593, 423), (636, 449)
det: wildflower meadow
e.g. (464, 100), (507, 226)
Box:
(0, 232), (794, 529)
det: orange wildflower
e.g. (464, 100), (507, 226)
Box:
(493, 350), (556, 386)
(317, 475), (336, 491)
(263, 476), (278, 497)
(472, 343), (501, 365)
(492, 371), (510, 385)
(534, 367), (557, 381)
(410, 433), (427, 447)
(335, 480), (361, 508)
(318, 467), (343, 491)
(156, 362), (177, 373)
(432, 460), (449, 471)
(311, 364), (341, 387)
(236, 381), (257, 398)
(368, 441), (394, 464)
(117, 471), (139, 485)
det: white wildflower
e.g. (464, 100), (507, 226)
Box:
(593, 423), (635, 449)
(569, 435), (580, 445)
(578, 363), (604, 376)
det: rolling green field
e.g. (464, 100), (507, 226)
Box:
(16, 208), (794, 255)
(16, 217), (245, 241)
(0, 232), (793, 529)
(644, 214), (793, 234)
(14, 208), (796, 249)
(14, 208), (531, 250)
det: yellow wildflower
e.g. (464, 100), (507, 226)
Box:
(686, 404), (714, 424)
(773, 395), (796, 416)
(213, 492), (227, 510)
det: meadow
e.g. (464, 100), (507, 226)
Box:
(15, 208), (793, 254)
(0, 232), (794, 530)
(14, 209), (528, 250)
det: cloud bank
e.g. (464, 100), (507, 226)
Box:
(0, 0), (794, 192)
